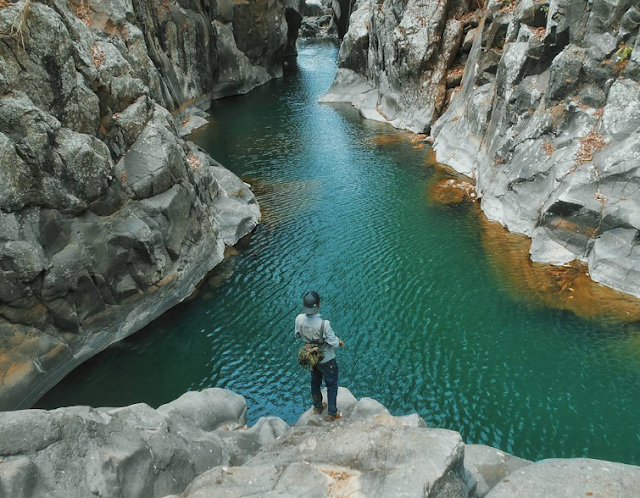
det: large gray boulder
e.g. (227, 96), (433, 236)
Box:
(463, 444), (532, 498)
(3, 388), (640, 498)
(0, 389), (289, 498)
(0, 0), (306, 411)
(177, 423), (467, 498)
(484, 458), (640, 498)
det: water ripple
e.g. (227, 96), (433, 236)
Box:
(35, 40), (640, 467)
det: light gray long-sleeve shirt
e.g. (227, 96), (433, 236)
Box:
(294, 313), (340, 363)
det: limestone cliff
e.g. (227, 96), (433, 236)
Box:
(0, 0), (303, 411)
(322, 0), (640, 300)
(321, 0), (475, 131)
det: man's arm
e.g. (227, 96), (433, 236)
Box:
(323, 321), (341, 347)
(294, 315), (301, 339)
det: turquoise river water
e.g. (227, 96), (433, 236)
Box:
(37, 41), (640, 465)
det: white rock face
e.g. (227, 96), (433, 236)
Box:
(321, 0), (467, 133)
(431, 0), (640, 299)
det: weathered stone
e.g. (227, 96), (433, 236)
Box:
(464, 444), (531, 498)
(305, 0), (327, 17)
(0, 133), (32, 212)
(420, 0), (640, 300)
(547, 45), (584, 101)
(0, 241), (45, 283)
(0, 456), (37, 498)
(484, 458), (640, 498)
(321, 0), (467, 132)
(216, 417), (291, 465)
(158, 388), (248, 432)
(142, 185), (193, 259)
(601, 79), (640, 138)
(210, 20), (272, 100)
(301, 14), (337, 39)
(3, 389), (640, 498)
(396, 413), (428, 428)
(296, 387), (358, 426)
(54, 128), (115, 203)
(249, 422), (466, 498)
(463, 28), (478, 52)
(0, 389), (287, 498)
(0, 0), (308, 410)
(588, 228), (640, 298)
(350, 396), (391, 420)
(578, 84), (607, 108)
(232, 0), (290, 76)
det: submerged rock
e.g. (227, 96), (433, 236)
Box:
(0, 0), (307, 411)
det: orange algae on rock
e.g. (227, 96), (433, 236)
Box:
(426, 159), (476, 204)
(479, 216), (640, 322)
(431, 178), (477, 204)
(369, 132), (410, 146)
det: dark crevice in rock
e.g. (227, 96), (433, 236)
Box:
(285, 8), (303, 56)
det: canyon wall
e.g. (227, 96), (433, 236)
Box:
(323, 0), (640, 299)
(0, 0), (303, 410)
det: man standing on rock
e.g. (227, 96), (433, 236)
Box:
(295, 291), (344, 421)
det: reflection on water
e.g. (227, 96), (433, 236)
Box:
(37, 40), (640, 466)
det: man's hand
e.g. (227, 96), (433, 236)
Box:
(339, 340), (344, 347)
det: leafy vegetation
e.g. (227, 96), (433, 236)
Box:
(616, 44), (633, 63)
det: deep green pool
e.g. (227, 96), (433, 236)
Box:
(37, 41), (640, 465)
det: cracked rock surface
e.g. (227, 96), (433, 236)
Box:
(320, 0), (472, 133)
(3, 387), (640, 498)
(0, 0), (304, 411)
(167, 388), (472, 498)
(0, 388), (290, 498)
(432, 0), (640, 299)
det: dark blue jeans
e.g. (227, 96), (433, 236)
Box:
(311, 359), (339, 415)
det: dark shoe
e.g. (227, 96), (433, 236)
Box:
(313, 402), (327, 414)
(325, 413), (343, 422)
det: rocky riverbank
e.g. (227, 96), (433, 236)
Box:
(300, 0), (338, 40)
(0, 0), (304, 411)
(322, 0), (640, 300)
(1, 387), (638, 498)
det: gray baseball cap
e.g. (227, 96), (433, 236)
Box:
(302, 291), (320, 314)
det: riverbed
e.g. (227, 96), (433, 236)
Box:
(37, 41), (640, 466)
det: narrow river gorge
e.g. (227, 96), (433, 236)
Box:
(36, 41), (640, 466)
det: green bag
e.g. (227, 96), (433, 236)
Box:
(298, 343), (325, 370)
